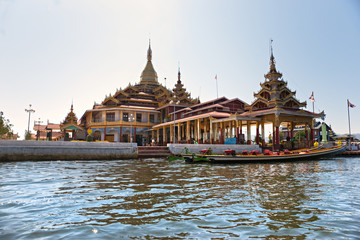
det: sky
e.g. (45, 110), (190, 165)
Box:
(0, 0), (359, 139)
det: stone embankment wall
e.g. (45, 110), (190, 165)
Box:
(168, 144), (261, 155)
(0, 140), (138, 161)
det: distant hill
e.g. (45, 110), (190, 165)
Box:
(353, 133), (360, 140)
(336, 133), (360, 140)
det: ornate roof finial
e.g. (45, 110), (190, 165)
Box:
(178, 62), (181, 83)
(147, 39), (152, 61)
(71, 99), (74, 112)
(269, 39), (277, 73)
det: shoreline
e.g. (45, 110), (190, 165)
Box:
(0, 140), (358, 161)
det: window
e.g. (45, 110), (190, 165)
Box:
(123, 113), (129, 122)
(136, 113), (142, 122)
(150, 114), (155, 123)
(106, 112), (115, 122)
(92, 112), (103, 122)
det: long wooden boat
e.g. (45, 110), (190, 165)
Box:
(181, 144), (346, 163)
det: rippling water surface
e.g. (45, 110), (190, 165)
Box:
(1, 157), (360, 239)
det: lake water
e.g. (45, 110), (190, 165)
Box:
(1, 156), (359, 239)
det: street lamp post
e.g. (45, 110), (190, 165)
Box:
(25, 104), (35, 138)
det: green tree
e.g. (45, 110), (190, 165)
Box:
(294, 130), (306, 141)
(24, 130), (32, 140)
(0, 111), (13, 138)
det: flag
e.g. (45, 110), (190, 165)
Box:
(309, 92), (315, 102)
(215, 74), (217, 81)
(348, 99), (356, 108)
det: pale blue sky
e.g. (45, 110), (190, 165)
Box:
(0, 0), (359, 138)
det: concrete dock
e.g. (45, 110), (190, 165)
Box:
(167, 143), (261, 155)
(0, 140), (137, 161)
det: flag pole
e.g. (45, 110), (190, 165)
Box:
(347, 99), (351, 149)
(215, 74), (218, 98)
(347, 99), (351, 136)
(312, 92), (314, 113)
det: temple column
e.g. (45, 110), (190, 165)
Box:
(186, 121), (190, 143)
(274, 116), (280, 147)
(226, 122), (230, 138)
(229, 122), (232, 138)
(305, 124), (309, 147)
(197, 119), (200, 142)
(261, 122), (265, 145)
(247, 122), (251, 143)
(290, 122), (295, 139)
(170, 124), (173, 144)
(256, 122), (260, 144)
(310, 120), (315, 142)
(240, 121), (243, 135)
(182, 124), (185, 141)
(236, 120), (239, 144)
(157, 129), (160, 144)
(120, 127), (123, 142)
(114, 131), (120, 142)
(101, 131), (105, 141)
(229, 121), (233, 138)
(194, 122), (197, 142)
(287, 123), (290, 140)
(220, 122), (224, 144)
(177, 123), (181, 143)
(191, 123), (194, 140)
(214, 122), (218, 144)
(272, 124), (275, 145)
(204, 119), (207, 143)
(163, 126), (166, 145)
(210, 120), (213, 144)
(275, 126), (280, 145)
(102, 111), (106, 123)
(239, 120), (243, 144)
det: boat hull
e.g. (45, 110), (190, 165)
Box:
(183, 145), (346, 163)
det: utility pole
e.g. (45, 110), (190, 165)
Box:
(25, 104), (35, 138)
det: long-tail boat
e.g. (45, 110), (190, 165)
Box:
(177, 144), (346, 163)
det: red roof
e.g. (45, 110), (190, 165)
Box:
(46, 124), (61, 129)
(33, 125), (47, 131)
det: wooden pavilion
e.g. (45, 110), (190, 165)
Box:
(61, 104), (83, 141)
(150, 47), (324, 149)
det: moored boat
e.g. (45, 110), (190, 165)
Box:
(179, 144), (346, 163)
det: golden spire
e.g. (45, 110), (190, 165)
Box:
(178, 65), (181, 83)
(270, 39), (277, 73)
(147, 39), (152, 61)
(140, 40), (158, 84)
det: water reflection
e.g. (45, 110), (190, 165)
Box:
(1, 158), (360, 239)
(73, 161), (326, 234)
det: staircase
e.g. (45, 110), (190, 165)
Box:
(138, 146), (172, 158)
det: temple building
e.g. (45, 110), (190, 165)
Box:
(79, 42), (198, 145)
(239, 48), (324, 148)
(33, 122), (62, 141)
(150, 46), (324, 149)
(77, 41), (324, 149)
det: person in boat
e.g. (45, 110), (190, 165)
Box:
(291, 137), (295, 150)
